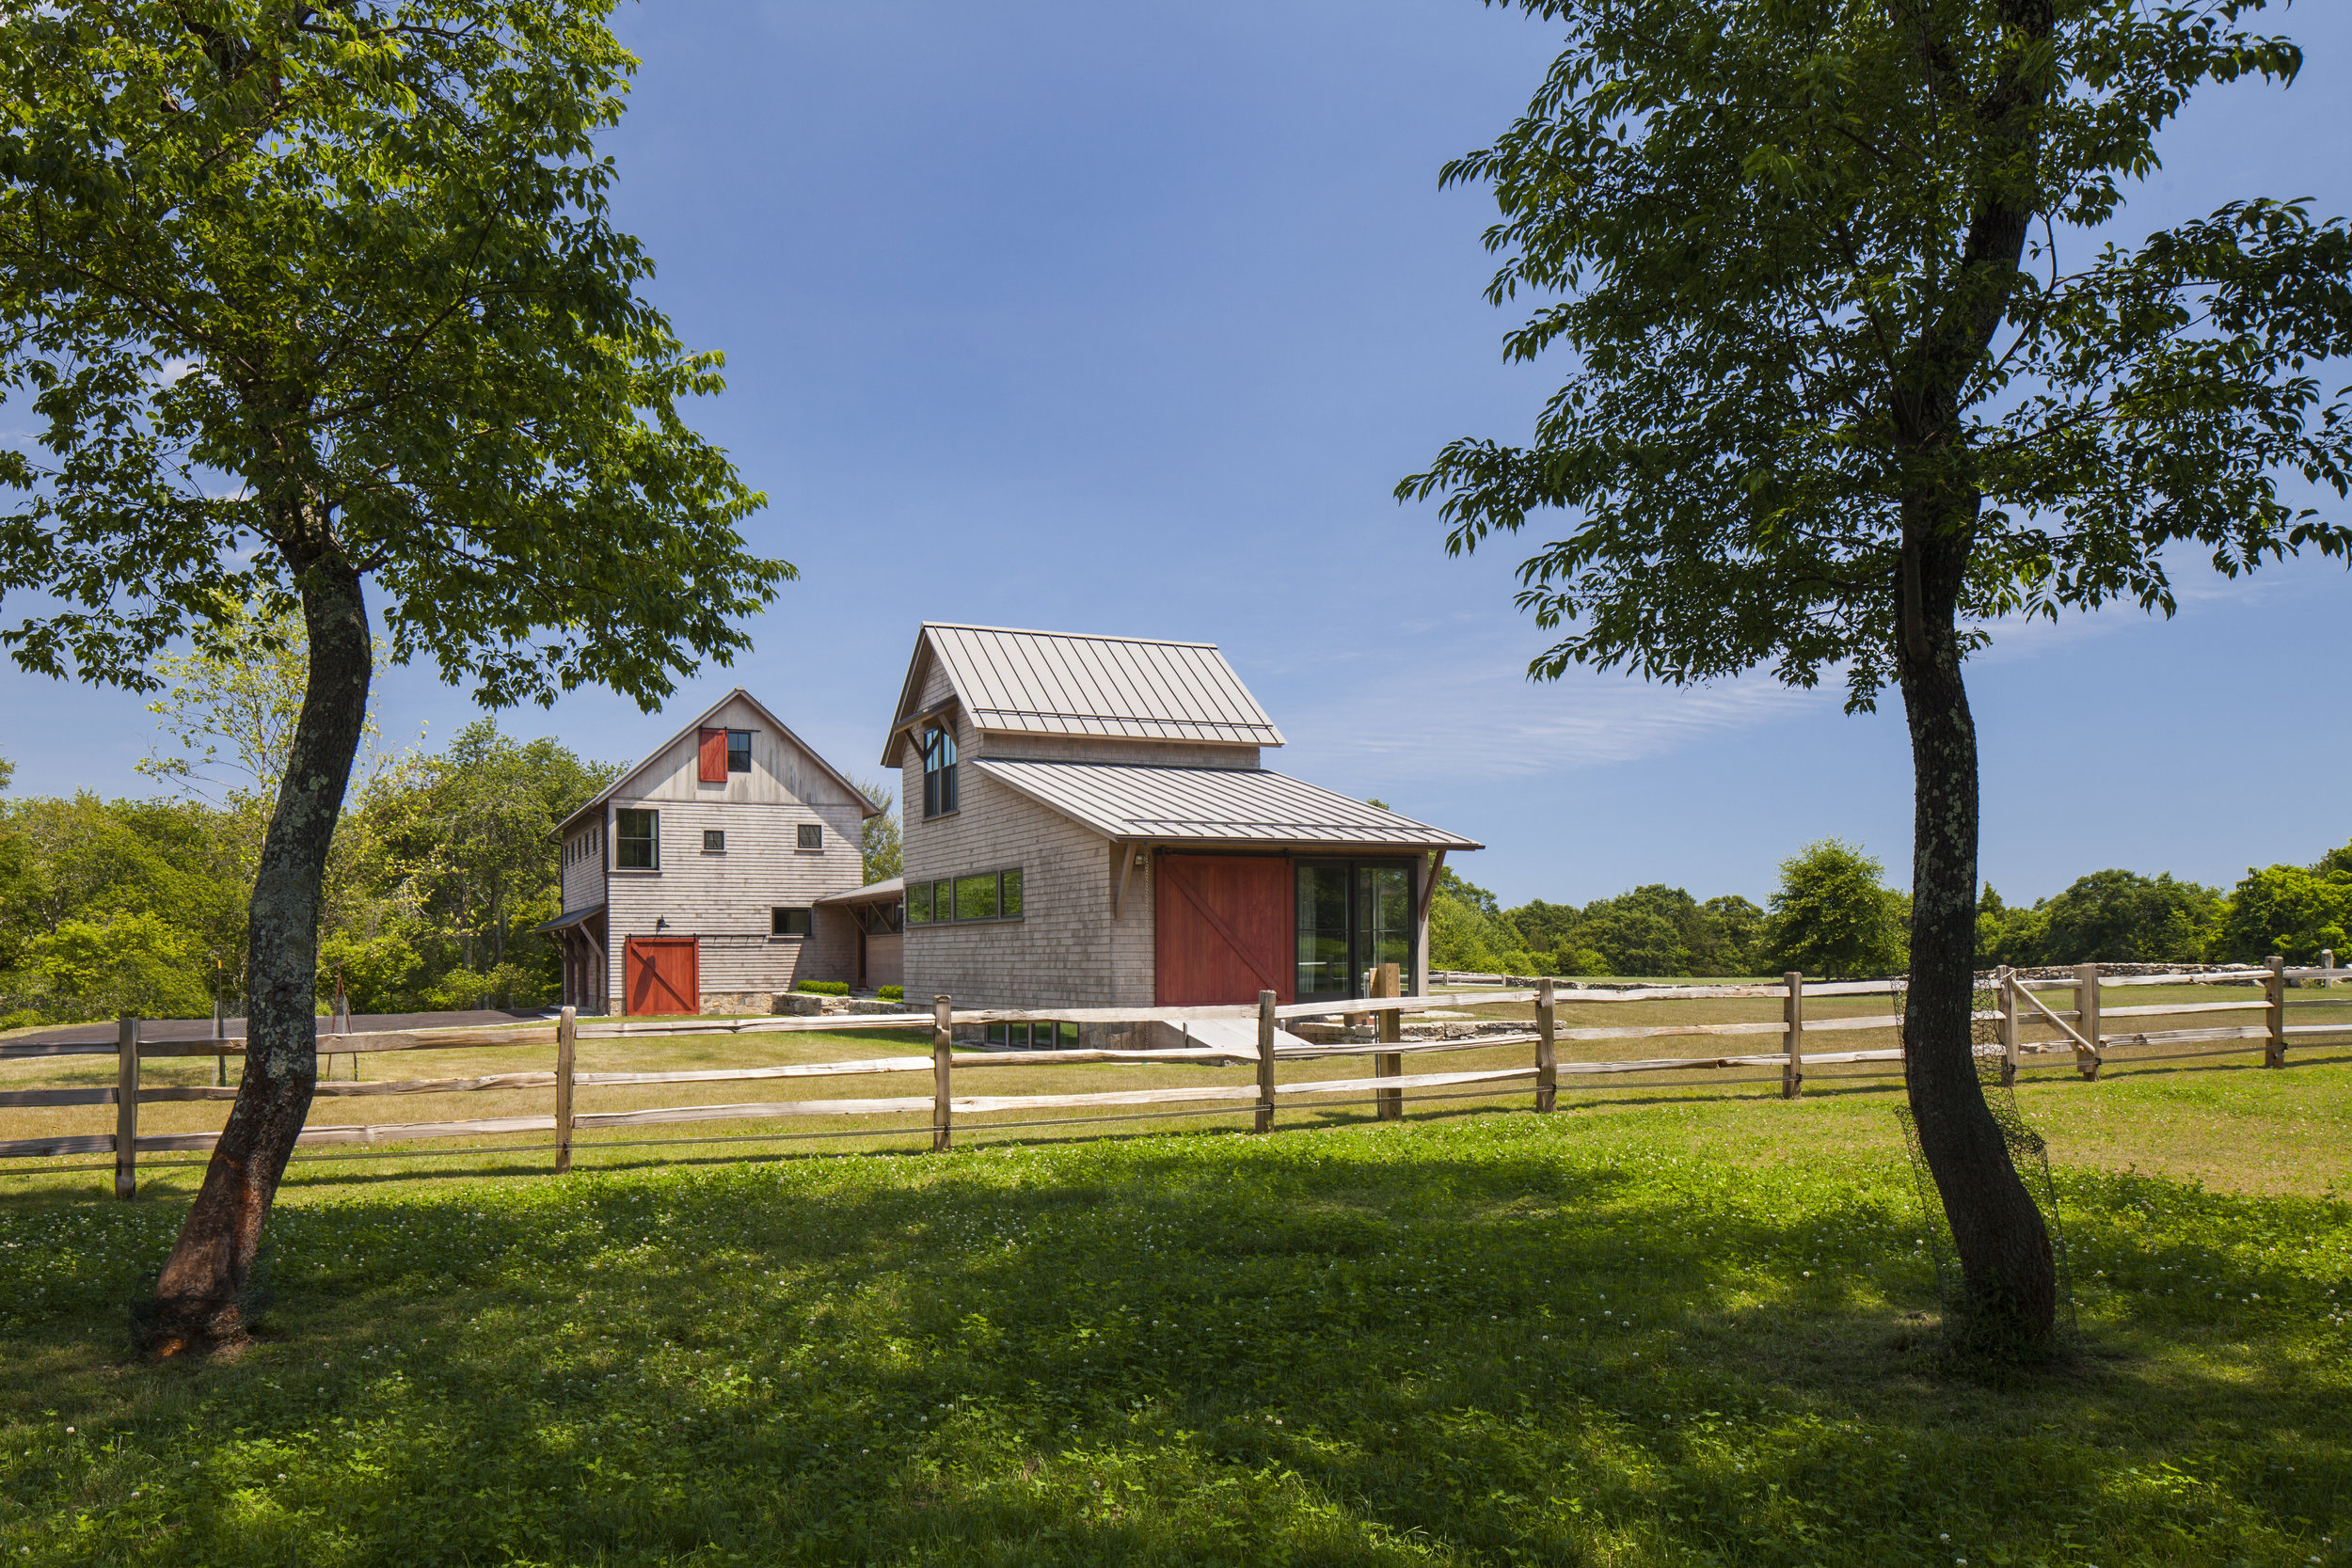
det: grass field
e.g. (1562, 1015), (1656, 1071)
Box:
(1, 987), (2348, 1567)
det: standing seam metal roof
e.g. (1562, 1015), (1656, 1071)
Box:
(919, 625), (1284, 746)
(969, 759), (1481, 849)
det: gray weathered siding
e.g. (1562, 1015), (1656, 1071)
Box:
(898, 657), (1155, 1007)
(593, 692), (866, 1009)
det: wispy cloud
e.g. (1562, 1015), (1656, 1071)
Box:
(1281, 657), (1829, 780)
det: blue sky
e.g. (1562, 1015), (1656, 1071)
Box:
(4, 0), (2347, 909)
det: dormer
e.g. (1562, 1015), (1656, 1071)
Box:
(882, 624), (1282, 772)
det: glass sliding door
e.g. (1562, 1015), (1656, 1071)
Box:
(1294, 858), (1421, 1003)
(1295, 863), (1353, 1001)
(1358, 865), (1413, 992)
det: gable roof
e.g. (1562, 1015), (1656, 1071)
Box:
(553, 688), (880, 838)
(968, 759), (1482, 850)
(883, 624), (1284, 764)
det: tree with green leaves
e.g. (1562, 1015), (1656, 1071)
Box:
(1404, 0), (2352, 1352)
(138, 596), (396, 807)
(0, 1), (783, 1354)
(857, 778), (903, 885)
(2217, 848), (2352, 965)
(1762, 840), (1910, 979)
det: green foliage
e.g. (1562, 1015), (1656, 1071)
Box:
(354, 720), (621, 1009)
(857, 778), (901, 886)
(136, 597), (394, 804)
(2217, 848), (2352, 965)
(795, 980), (851, 997)
(1763, 840), (1908, 980)
(1493, 887), (1768, 978)
(1402, 0), (2352, 712)
(1979, 870), (2222, 968)
(15, 910), (210, 1022)
(877, 985), (904, 1003)
(1503, 897), (1581, 954)
(0, 1106), (2345, 1563)
(0, 0), (786, 707)
(1427, 886), (1543, 975)
(0, 718), (613, 1022)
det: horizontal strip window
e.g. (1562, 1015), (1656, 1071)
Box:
(986, 1021), (1077, 1050)
(905, 865), (1023, 925)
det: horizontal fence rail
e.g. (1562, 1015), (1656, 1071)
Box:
(5, 955), (2348, 1192)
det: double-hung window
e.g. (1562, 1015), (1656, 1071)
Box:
(615, 809), (660, 870)
(922, 727), (958, 817)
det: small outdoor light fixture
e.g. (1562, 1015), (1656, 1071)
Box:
(654, 915), (668, 931)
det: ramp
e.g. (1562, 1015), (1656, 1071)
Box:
(1175, 1017), (1318, 1059)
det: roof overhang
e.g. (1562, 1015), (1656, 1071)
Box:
(968, 758), (1483, 853)
(815, 877), (905, 907)
(532, 904), (604, 934)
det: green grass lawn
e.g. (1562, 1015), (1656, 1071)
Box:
(2, 1052), (2349, 1567)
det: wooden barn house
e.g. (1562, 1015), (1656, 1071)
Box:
(882, 624), (1481, 1032)
(539, 690), (883, 1015)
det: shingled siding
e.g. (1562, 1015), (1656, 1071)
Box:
(561, 827), (603, 914)
(601, 797), (864, 1008)
(979, 732), (1259, 769)
(898, 661), (1157, 1009)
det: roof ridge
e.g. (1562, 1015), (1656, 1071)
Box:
(922, 622), (1219, 649)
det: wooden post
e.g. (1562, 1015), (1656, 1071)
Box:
(2074, 962), (2103, 1080)
(1254, 990), (1278, 1133)
(1996, 964), (2020, 1087)
(2265, 956), (2287, 1069)
(932, 995), (954, 1150)
(553, 1005), (577, 1174)
(1535, 975), (1557, 1113)
(1782, 973), (1804, 1100)
(1371, 962), (1403, 1121)
(114, 1015), (139, 1200)
(213, 994), (227, 1088)
(2322, 948), (2335, 990)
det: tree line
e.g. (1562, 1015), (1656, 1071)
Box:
(1428, 836), (2352, 981)
(0, 613), (903, 1029)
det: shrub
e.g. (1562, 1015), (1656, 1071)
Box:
(877, 985), (904, 1002)
(795, 979), (850, 996)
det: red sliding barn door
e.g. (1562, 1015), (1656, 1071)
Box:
(697, 728), (728, 783)
(625, 937), (700, 1016)
(1154, 855), (1294, 1006)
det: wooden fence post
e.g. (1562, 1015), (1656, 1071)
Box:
(1255, 990), (1277, 1133)
(2323, 948), (2336, 990)
(2265, 956), (2287, 1069)
(554, 1005), (577, 1174)
(932, 995), (954, 1150)
(1782, 973), (1804, 1100)
(1371, 962), (1403, 1121)
(2074, 962), (2103, 1080)
(1535, 976), (1557, 1113)
(114, 1015), (139, 1200)
(1996, 965), (2020, 1087)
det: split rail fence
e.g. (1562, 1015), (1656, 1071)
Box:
(3, 956), (2347, 1197)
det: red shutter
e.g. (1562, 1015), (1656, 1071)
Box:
(697, 728), (727, 783)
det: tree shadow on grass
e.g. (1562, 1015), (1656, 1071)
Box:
(0, 1120), (2344, 1565)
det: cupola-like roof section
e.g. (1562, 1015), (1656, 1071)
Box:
(888, 624), (1286, 755)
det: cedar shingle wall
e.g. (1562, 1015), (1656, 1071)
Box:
(899, 655), (1158, 1007)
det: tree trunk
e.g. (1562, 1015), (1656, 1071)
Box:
(1896, 510), (2057, 1354)
(147, 552), (372, 1355)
